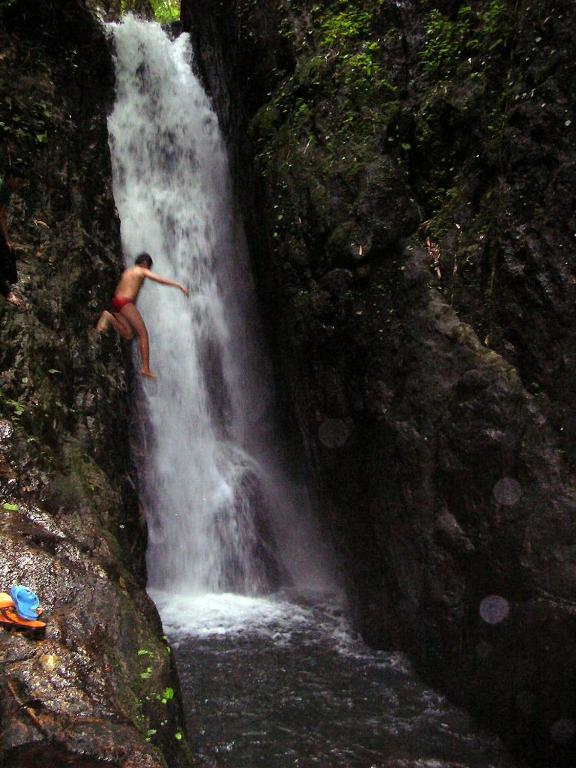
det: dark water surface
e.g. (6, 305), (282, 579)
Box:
(156, 591), (515, 768)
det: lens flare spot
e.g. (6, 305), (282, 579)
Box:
(479, 595), (510, 625)
(475, 641), (492, 659)
(318, 418), (353, 449)
(493, 478), (522, 506)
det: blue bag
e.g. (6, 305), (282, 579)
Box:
(9, 585), (40, 620)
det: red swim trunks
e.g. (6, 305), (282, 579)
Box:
(111, 295), (134, 312)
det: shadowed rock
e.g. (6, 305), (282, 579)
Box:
(182, 0), (576, 764)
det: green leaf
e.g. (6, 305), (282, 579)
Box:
(146, 729), (157, 737)
(175, 731), (183, 741)
(2, 502), (18, 511)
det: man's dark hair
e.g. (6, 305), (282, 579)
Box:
(135, 252), (153, 268)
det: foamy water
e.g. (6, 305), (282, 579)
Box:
(149, 590), (312, 639)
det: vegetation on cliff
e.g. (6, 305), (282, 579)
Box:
(120, 0), (179, 22)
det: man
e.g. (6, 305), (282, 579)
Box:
(96, 252), (189, 379)
(0, 170), (24, 308)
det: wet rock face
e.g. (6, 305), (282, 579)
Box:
(0, 2), (190, 767)
(183, 0), (576, 764)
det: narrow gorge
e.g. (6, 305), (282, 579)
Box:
(1, 1), (575, 767)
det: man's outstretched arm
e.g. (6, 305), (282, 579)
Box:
(142, 268), (189, 295)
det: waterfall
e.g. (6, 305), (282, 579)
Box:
(107, 16), (334, 600)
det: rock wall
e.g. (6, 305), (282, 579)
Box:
(182, 0), (576, 765)
(0, 2), (191, 766)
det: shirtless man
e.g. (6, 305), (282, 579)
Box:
(96, 252), (188, 379)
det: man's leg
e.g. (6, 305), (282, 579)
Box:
(119, 303), (156, 379)
(96, 310), (133, 340)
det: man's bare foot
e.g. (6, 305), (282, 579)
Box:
(6, 292), (24, 309)
(96, 310), (111, 333)
(139, 368), (157, 379)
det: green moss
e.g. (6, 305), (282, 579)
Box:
(248, 1), (406, 283)
(477, 0), (511, 47)
(0, 74), (64, 167)
(425, 187), (461, 241)
(147, 0), (179, 23)
(294, 54), (329, 88)
(420, 6), (474, 79)
(0, 388), (26, 418)
(420, 1), (512, 80)
(248, 0), (512, 311)
(48, 438), (116, 515)
(119, 0), (179, 22)
(315, 4), (372, 48)
(411, 0), (517, 330)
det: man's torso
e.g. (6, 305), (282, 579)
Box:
(115, 267), (146, 300)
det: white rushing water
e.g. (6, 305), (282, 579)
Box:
(107, 16), (335, 613)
